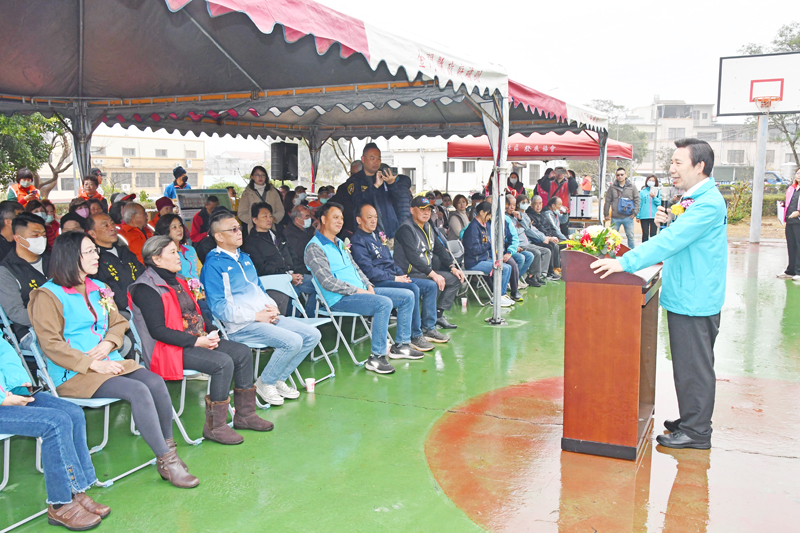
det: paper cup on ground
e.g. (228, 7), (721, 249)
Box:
(461, 297), (468, 309)
(305, 378), (315, 393)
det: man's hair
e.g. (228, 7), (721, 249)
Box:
(15, 168), (34, 183)
(12, 212), (45, 235)
(289, 205), (309, 220)
(208, 210), (236, 238)
(121, 202), (144, 224)
(153, 213), (187, 245)
(532, 195), (543, 203)
(24, 199), (44, 213)
(355, 203), (375, 219)
(49, 232), (94, 288)
(142, 235), (176, 268)
(84, 212), (111, 232)
(251, 201), (273, 220)
(205, 195), (220, 206)
(475, 201), (492, 216)
(280, 184), (291, 192)
(547, 196), (561, 207)
(505, 194), (516, 204)
(350, 161), (363, 173)
(442, 193), (451, 200)
(87, 197), (106, 213)
(318, 201), (343, 220)
(433, 190), (442, 196)
(674, 138), (714, 176)
(82, 175), (99, 187)
(616, 167), (627, 174)
(362, 142), (380, 156)
(0, 201), (22, 226)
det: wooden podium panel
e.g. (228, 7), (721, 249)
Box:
(561, 250), (661, 461)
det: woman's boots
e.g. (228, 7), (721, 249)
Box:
(203, 396), (244, 445)
(233, 387), (274, 432)
(156, 450), (199, 488)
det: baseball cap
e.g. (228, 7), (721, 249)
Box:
(89, 168), (106, 178)
(410, 196), (432, 209)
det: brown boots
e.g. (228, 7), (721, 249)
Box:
(203, 396), (244, 445)
(157, 449), (199, 488)
(233, 387), (274, 432)
(47, 497), (103, 530)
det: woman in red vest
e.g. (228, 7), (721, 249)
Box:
(128, 236), (273, 445)
(6, 168), (40, 207)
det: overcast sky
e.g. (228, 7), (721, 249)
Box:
(99, 1), (793, 155)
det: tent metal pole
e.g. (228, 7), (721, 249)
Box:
(445, 158), (450, 192)
(598, 131), (608, 224)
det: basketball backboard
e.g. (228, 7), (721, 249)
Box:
(717, 51), (800, 116)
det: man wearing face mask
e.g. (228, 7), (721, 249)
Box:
(283, 205), (316, 266)
(294, 186), (309, 207)
(0, 213), (50, 340)
(6, 168), (40, 208)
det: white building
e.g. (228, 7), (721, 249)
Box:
(623, 98), (798, 181)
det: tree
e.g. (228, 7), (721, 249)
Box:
(0, 113), (68, 191)
(39, 131), (73, 199)
(740, 22), (800, 169)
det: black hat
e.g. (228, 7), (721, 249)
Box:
(173, 166), (187, 179)
(89, 168), (106, 178)
(475, 201), (492, 215)
(410, 196), (432, 209)
(471, 192), (486, 201)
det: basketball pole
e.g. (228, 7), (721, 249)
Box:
(749, 113), (769, 243)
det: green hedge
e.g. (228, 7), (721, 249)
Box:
(761, 193), (785, 217)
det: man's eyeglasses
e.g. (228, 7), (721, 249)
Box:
(219, 226), (242, 234)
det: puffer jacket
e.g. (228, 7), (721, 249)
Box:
(238, 181), (284, 230)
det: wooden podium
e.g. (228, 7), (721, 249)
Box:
(560, 249), (662, 461)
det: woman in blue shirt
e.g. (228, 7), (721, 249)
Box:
(637, 175), (662, 243)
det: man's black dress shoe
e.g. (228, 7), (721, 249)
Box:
(664, 419), (681, 433)
(436, 316), (458, 329)
(656, 430), (711, 449)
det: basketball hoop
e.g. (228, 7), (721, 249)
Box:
(754, 96), (781, 114)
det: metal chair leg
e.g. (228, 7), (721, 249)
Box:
(0, 438), (9, 491)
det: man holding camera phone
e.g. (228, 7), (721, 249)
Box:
(351, 143), (410, 247)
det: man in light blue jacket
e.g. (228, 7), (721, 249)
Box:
(592, 138), (726, 450)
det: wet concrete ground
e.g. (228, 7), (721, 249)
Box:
(1, 240), (798, 532)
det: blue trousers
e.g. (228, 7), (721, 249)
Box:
(330, 287), (414, 354)
(612, 217), (636, 249)
(468, 260), (512, 294)
(375, 278), (438, 336)
(0, 392), (96, 504)
(512, 251), (535, 277)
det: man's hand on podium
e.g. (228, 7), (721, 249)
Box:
(591, 258), (623, 279)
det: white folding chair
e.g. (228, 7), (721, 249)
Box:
(0, 434), (10, 492)
(447, 239), (492, 306)
(211, 318), (274, 409)
(259, 274), (335, 386)
(27, 330), (155, 483)
(128, 320), (205, 445)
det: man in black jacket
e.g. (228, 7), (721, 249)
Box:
(283, 205), (316, 266)
(393, 196), (464, 329)
(0, 201), (23, 261)
(0, 213), (50, 341)
(241, 202), (317, 317)
(86, 212), (144, 317)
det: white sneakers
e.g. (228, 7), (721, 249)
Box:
(255, 378), (301, 405)
(490, 295), (515, 307)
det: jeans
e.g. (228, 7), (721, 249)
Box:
(330, 292), (393, 356)
(375, 278), (438, 336)
(512, 251), (534, 277)
(612, 217), (636, 249)
(0, 392), (96, 504)
(183, 339), (254, 401)
(230, 317), (321, 384)
(469, 260), (511, 294)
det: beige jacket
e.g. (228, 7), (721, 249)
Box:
(238, 181), (284, 230)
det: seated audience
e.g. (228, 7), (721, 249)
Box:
(305, 203), (423, 375)
(6, 168), (40, 207)
(87, 198), (106, 216)
(40, 199), (60, 250)
(201, 211), (321, 406)
(59, 212), (88, 233)
(442, 193), (453, 210)
(393, 197), (464, 329)
(279, 184), (291, 200)
(545, 196), (569, 241)
(108, 193), (135, 225)
(238, 166), (284, 233)
(0, 338), (111, 530)
(129, 237), (273, 445)
(118, 202), (154, 263)
(0, 213), (50, 340)
(461, 202), (514, 307)
(152, 196), (175, 226)
(350, 204), (449, 350)
(86, 213), (143, 316)
(505, 195), (547, 288)
(0, 201), (24, 260)
(241, 202), (317, 317)
(283, 206), (316, 266)
(308, 186), (332, 210)
(68, 198), (90, 219)
(194, 206), (231, 264)
(29, 232), (198, 488)
(503, 195), (534, 297)
(447, 194), (470, 240)
(190, 195), (219, 244)
(466, 192), (485, 221)
(517, 195), (561, 279)
(154, 214), (199, 280)
(79, 173), (109, 212)
(530, 195), (567, 243)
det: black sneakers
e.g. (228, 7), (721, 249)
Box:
(389, 344), (425, 360)
(365, 355), (395, 374)
(423, 329), (450, 343)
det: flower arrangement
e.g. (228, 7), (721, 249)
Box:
(670, 197), (695, 217)
(562, 225), (623, 257)
(187, 278), (205, 301)
(98, 288), (116, 314)
(378, 231), (388, 246)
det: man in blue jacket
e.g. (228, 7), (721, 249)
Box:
(201, 211), (322, 407)
(592, 139), (727, 450)
(350, 204), (449, 351)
